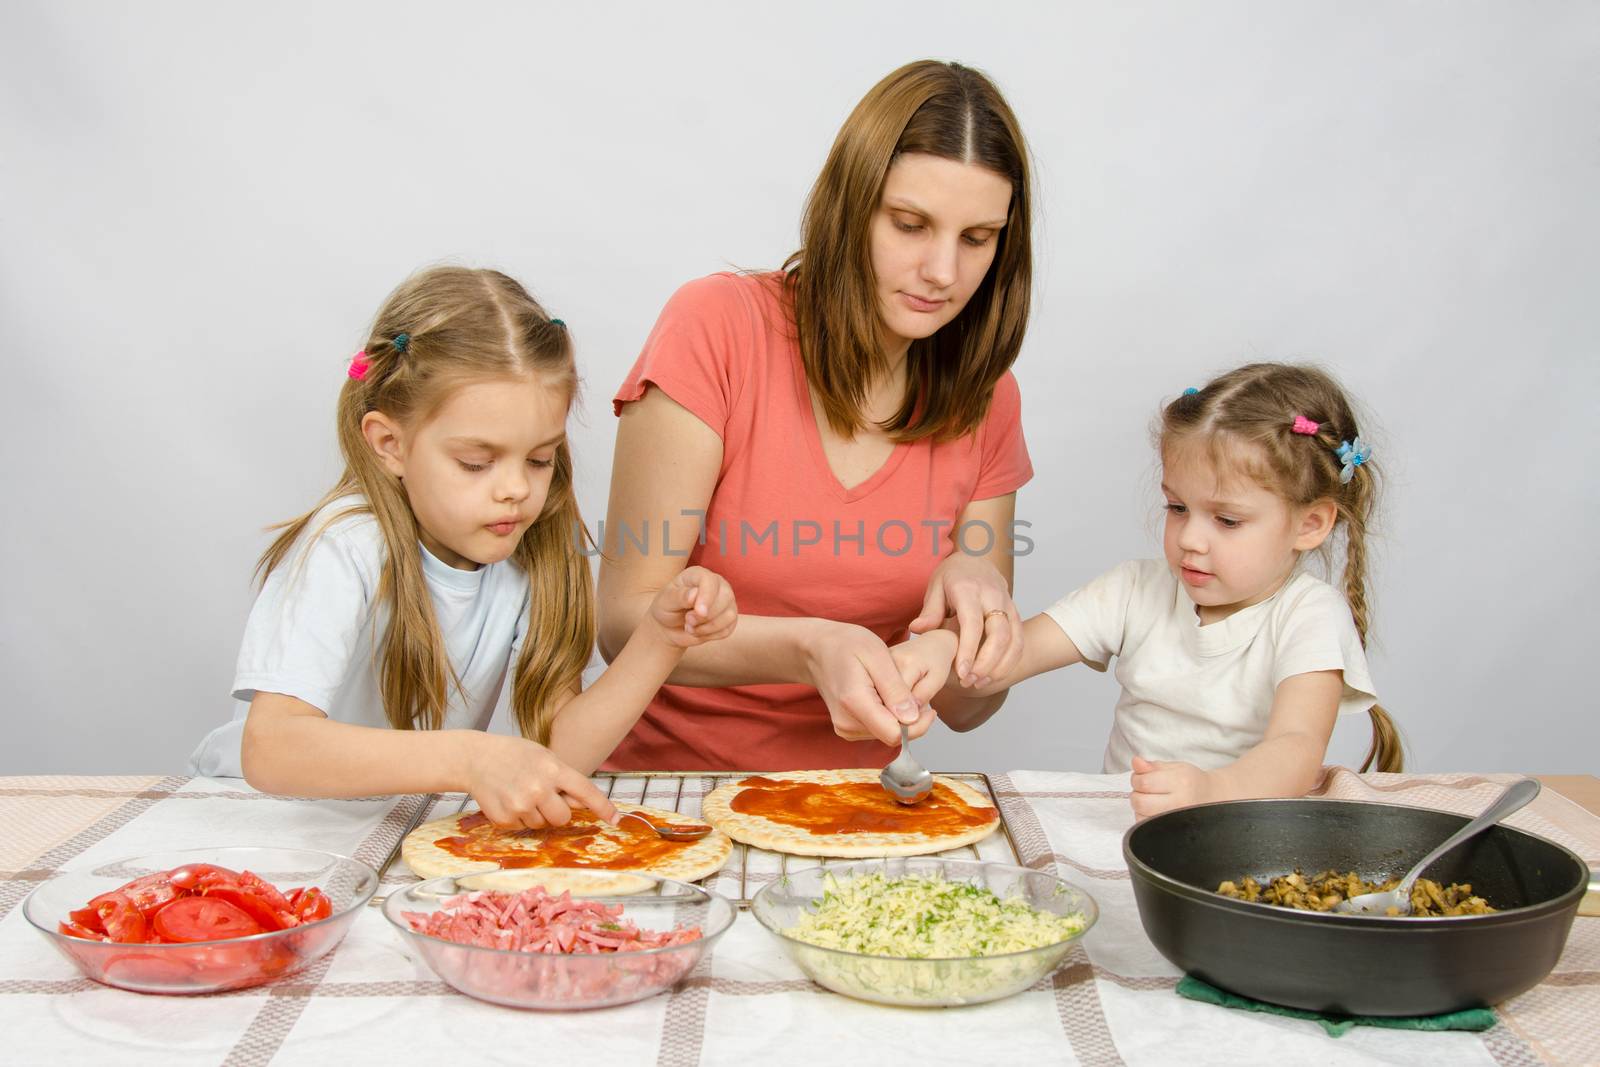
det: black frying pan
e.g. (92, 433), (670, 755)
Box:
(1122, 798), (1590, 1016)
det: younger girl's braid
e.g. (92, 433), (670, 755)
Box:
(1335, 449), (1400, 771)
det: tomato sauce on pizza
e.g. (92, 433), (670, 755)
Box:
(437, 810), (695, 871)
(730, 776), (997, 836)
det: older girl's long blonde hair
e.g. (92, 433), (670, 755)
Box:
(258, 266), (592, 745)
(1160, 362), (1402, 773)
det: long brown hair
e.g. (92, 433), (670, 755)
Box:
(1160, 362), (1402, 773)
(258, 266), (593, 744)
(783, 59), (1033, 442)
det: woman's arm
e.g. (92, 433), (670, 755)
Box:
(1128, 670), (1342, 818)
(240, 692), (617, 827)
(596, 386), (924, 745)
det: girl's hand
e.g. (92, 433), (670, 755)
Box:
(1129, 756), (1217, 820)
(908, 553), (1024, 690)
(463, 734), (618, 830)
(805, 622), (936, 746)
(649, 566), (738, 649)
(889, 630), (959, 712)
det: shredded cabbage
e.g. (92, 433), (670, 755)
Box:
(784, 872), (1086, 958)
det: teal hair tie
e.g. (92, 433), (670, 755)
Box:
(1335, 437), (1371, 484)
(549, 318), (566, 328)
(393, 333), (410, 353)
(1182, 387), (1199, 396)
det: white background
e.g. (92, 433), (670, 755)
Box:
(2, 2), (1595, 776)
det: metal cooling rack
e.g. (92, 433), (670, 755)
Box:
(596, 770), (1022, 908)
(372, 771), (1022, 909)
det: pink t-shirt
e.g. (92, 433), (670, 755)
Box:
(604, 272), (1033, 771)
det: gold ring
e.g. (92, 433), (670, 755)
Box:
(983, 609), (1007, 620)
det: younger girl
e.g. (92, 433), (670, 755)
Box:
(189, 267), (737, 828)
(896, 362), (1399, 817)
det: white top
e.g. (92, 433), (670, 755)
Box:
(188, 496), (531, 778)
(1043, 559), (1377, 774)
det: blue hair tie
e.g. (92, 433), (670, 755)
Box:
(1335, 437), (1371, 484)
(1182, 387), (1199, 396)
(549, 318), (566, 328)
(393, 333), (410, 353)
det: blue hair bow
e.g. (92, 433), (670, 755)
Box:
(1335, 437), (1371, 484)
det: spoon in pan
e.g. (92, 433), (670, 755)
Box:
(1335, 777), (1541, 915)
(880, 723), (934, 804)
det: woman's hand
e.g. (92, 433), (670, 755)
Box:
(1129, 756), (1217, 820)
(908, 553), (1024, 689)
(804, 622), (936, 746)
(462, 733), (619, 830)
(648, 565), (738, 649)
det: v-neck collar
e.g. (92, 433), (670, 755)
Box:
(791, 346), (911, 503)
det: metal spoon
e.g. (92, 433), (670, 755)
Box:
(1335, 777), (1541, 915)
(615, 810), (713, 840)
(879, 723), (933, 804)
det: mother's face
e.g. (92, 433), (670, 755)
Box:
(869, 152), (1013, 354)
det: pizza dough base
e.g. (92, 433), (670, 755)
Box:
(701, 769), (999, 857)
(402, 801), (733, 882)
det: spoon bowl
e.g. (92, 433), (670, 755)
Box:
(615, 811), (714, 841)
(879, 724), (933, 804)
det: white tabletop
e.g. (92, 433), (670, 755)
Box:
(2, 769), (1597, 1066)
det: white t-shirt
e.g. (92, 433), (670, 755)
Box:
(1043, 559), (1377, 774)
(188, 496), (531, 778)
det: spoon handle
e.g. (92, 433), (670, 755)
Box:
(1398, 777), (1541, 894)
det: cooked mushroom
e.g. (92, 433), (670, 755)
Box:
(1216, 869), (1494, 916)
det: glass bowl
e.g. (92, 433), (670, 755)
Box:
(381, 868), (736, 1010)
(750, 856), (1098, 1007)
(23, 846), (378, 994)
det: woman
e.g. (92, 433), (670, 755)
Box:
(598, 60), (1036, 770)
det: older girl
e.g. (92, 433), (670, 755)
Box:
(190, 267), (736, 825)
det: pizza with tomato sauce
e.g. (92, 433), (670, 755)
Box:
(401, 803), (733, 882)
(700, 769), (1000, 857)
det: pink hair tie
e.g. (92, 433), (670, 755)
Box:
(348, 351), (371, 381)
(1291, 415), (1319, 436)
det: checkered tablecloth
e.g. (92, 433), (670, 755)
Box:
(2, 771), (1595, 1066)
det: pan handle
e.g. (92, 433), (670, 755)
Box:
(1581, 874), (1600, 918)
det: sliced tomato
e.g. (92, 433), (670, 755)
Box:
(289, 886), (332, 923)
(117, 871), (181, 916)
(168, 863), (242, 893)
(152, 896), (263, 942)
(235, 871), (293, 913)
(58, 919), (106, 941)
(203, 886), (289, 932)
(68, 906), (106, 933)
(92, 891), (149, 944)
